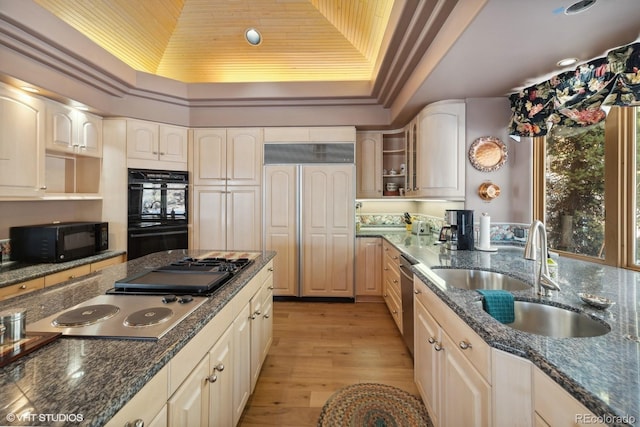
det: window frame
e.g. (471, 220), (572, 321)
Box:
(533, 106), (638, 270)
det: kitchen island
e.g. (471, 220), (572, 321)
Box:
(358, 228), (638, 426)
(0, 249), (276, 426)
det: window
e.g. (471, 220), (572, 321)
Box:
(534, 106), (639, 269)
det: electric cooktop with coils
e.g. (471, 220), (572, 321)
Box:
(26, 294), (206, 340)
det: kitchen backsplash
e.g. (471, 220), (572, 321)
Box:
(0, 239), (10, 263)
(357, 214), (528, 244)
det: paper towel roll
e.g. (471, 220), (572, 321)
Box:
(479, 213), (491, 249)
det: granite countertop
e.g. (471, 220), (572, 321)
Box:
(0, 249), (276, 427)
(0, 251), (127, 288)
(358, 228), (639, 426)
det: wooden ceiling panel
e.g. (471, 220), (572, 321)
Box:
(33, 0), (395, 83)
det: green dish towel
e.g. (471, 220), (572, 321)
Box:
(477, 290), (515, 324)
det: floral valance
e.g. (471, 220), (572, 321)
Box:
(509, 42), (640, 137)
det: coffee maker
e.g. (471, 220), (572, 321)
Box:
(444, 210), (474, 250)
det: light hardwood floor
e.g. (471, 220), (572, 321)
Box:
(238, 301), (419, 427)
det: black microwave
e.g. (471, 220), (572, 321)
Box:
(10, 222), (109, 263)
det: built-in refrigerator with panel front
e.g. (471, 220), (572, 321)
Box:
(264, 143), (355, 298)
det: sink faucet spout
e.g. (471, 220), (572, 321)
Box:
(524, 220), (561, 296)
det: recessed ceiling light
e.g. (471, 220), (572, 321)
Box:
(20, 86), (40, 93)
(245, 28), (262, 46)
(557, 57), (579, 67)
(565, 0), (597, 15)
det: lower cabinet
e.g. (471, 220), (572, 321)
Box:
(107, 260), (274, 427)
(414, 276), (491, 427)
(355, 237), (382, 299)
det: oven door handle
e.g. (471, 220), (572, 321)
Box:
(129, 230), (188, 238)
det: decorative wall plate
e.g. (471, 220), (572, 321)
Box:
(469, 136), (508, 172)
(478, 182), (501, 201)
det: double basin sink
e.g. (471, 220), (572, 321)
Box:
(431, 268), (610, 338)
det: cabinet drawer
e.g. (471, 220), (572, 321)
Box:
(415, 277), (491, 383)
(0, 277), (45, 301)
(44, 265), (91, 287)
(384, 284), (402, 332)
(382, 240), (400, 262)
(90, 254), (125, 272)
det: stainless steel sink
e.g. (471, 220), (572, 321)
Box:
(475, 300), (610, 338)
(432, 268), (531, 291)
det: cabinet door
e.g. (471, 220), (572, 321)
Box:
(356, 132), (383, 197)
(226, 128), (263, 186)
(193, 187), (227, 250)
(227, 186), (262, 251)
(46, 103), (74, 153)
(301, 165), (355, 297)
(440, 331), (491, 427)
(264, 165), (297, 296)
(0, 84), (45, 196)
(260, 274), (274, 364)
(232, 303), (252, 426)
(192, 128), (227, 185)
(355, 237), (382, 297)
(416, 100), (465, 199)
(414, 297), (441, 426)
(159, 124), (188, 163)
(208, 327), (233, 427)
(249, 289), (264, 391)
(77, 112), (102, 157)
(127, 119), (160, 161)
(168, 355), (209, 427)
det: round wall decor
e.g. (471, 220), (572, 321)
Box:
(469, 136), (508, 172)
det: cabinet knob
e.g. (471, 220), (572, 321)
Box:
(125, 419), (144, 427)
(428, 337), (436, 344)
(264, 313), (270, 319)
(159, 152), (165, 155)
(434, 342), (443, 352)
(214, 363), (224, 372)
(268, 268), (274, 272)
(206, 374), (218, 383)
(459, 341), (472, 350)
(268, 286), (274, 290)
(40, 186), (47, 190)
(20, 285), (27, 290)
(414, 289), (421, 294)
(152, 151), (158, 154)
(393, 279), (398, 284)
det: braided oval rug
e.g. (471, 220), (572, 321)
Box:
(317, 383), (432, 427)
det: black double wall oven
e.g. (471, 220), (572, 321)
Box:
(128, 169), (188, 260)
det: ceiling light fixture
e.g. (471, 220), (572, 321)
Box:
(564, 0), (597, 15)
(557, 57), (579, 67)
(245, 28), (262, 46)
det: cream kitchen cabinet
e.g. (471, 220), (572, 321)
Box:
(413, 100), (465, 200)
(126, 119), (188, 170)
(533, 366), (606, 427)
(168, 354), (209, 426)
(263, 126), (355, 143)
(232, 302), (251, 425)
(46, 102), (102, 157)
(355, 132), (383, 198)
(250, 268), (273, 392)
(0, 83), (46, 198)
(207, 326), (234, 427)
(414, 275), (491, 427)
(192, 186), (261, 251)
(382, 240), (402, 331)
(355, 237), (382, 299)
(191, 128), (262, 186)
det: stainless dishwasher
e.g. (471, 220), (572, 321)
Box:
(399, 255), (417, 356)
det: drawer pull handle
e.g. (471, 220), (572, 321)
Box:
(428, 337), (436, 344)
(459, 341), (472, 350)
(414, 289), (421, 294)
(434, 342), (443, 351)
(125, 419), (144, 427)
(215, 363), (224, 372)
(20, 285), (27, 290)
(268, 268), (274, 272)
(207, 374), (218, 383)
(264, 313), (270, 319)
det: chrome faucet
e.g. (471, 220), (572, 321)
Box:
(524, 220), (561, 296)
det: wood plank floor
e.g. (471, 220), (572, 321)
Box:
(238, 301), (419, 427)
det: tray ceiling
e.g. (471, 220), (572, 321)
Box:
(34, 0), (395, 83)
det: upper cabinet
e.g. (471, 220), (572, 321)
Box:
(191, 128), (263, 186)
(0, 83), (46, 198)
(46, 103), (102, 157)
(127, 119), (188, 170)
(356, 132), (383, 198)
(412, 100), (465, 200)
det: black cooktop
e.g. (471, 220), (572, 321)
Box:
(108, 257), (254, 296)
